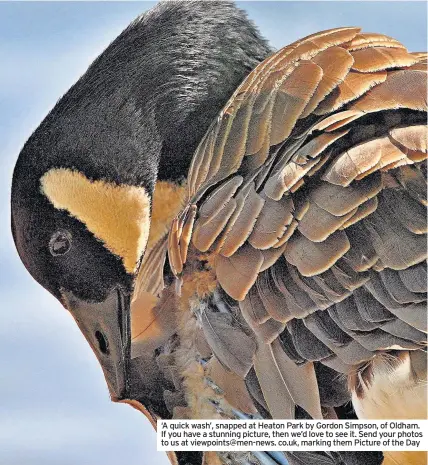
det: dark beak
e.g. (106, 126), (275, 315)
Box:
(61, 288), (131, 401)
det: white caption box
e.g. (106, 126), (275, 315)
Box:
(157, 420), (428, 452)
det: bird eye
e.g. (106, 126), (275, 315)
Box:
(49, 230), (72, 256)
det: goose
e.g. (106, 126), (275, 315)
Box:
(11, 2), (427, 464)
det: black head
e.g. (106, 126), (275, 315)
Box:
(11, 129), (153, 398)
(11, 0), (271, 401)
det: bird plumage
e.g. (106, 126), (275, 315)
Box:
(161, 18), (428, 465)
(10, 2), (427, 465)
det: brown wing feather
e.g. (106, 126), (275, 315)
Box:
(168, 27), (427, 422)
(343, 32), (406, 52)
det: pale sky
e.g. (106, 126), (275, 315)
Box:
(1, 2), (426, 465)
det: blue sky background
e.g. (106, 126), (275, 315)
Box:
(1, 2), (426, 465)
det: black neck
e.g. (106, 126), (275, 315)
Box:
(20, 1), (272, 192)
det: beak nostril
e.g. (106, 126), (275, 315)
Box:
(95, 330), (109, 355)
